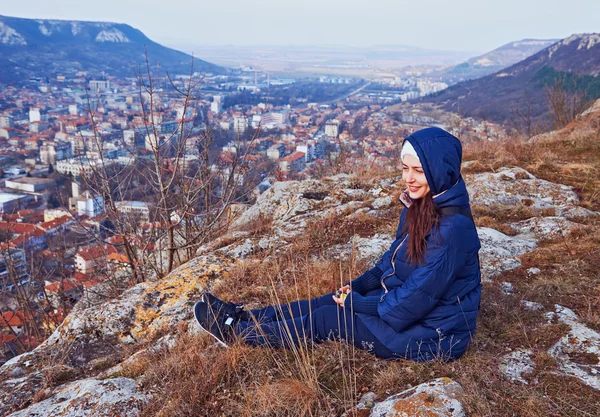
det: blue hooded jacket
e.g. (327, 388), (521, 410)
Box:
(348, 127), (481, 361)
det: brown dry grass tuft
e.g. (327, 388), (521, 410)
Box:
(249, 379), (323, 416)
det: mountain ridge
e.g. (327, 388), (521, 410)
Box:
(421, 33), (600, 130)
(0, 15), (222, 83)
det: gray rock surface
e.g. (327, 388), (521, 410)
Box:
(466, 167), (594, 217)
(321, 233), (394, 265)
(546, 305), (600, 390)
(369, 378), (465, 417)
(477, 227), (537, 281)
(6, 378), (148, 417)
(500, 349), (536, 384)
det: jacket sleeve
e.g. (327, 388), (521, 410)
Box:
(349, 265), (383, 295)
(377, 228), (465, 333)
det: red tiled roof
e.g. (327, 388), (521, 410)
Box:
(108, 252), (129, 264)
(39, 215), (72, 231)
(44, 278), (82, 294)
(0, 222), (36, 234)
(0, 334), (17, 344)
(0, 311), (31, 327)
(76, 245), (116, 261)
(280, 151), (306, 162)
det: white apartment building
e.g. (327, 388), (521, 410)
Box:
(233, 116), (248, 134)
(115, 201), (150, 223)
(325, 120), (340, 138)
(0, 115), (14, 128)
(29, 108), (41, 123)
(89, 80), (111, 91)
(123, 129), (136, 146)
(76, 191), (105, 218)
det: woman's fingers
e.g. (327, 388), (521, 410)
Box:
(332, 295), (345, 306)
(338, 284), (351, 294)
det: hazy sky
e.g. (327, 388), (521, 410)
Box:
(2, 0), (599, 52)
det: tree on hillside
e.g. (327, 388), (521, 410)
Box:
(74, 55), (259, 284)
(545, 74), (592, 130)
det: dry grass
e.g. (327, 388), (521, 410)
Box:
(464, 113), (600, 211)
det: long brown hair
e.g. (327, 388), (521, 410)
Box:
(403, 192), (440, 265)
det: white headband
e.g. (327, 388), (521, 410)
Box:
(401, 141), (420, 162)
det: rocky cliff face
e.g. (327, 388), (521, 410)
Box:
(0, 168), (599, 416)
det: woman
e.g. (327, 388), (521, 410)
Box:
(194, 127), (481, 361)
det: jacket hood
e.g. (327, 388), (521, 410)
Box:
(403, 127), (462, 196)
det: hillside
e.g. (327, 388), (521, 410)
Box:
(0, 15), (221, 84)
(421, 33), (600, 130)
(438, 39), (558, 84)
(0, 103), (599, 415)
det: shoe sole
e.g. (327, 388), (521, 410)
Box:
(193, 301), (230, 349)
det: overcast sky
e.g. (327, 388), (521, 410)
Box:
(2, 0), (598, 53)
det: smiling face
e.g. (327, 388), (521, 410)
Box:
(402, 154), (430, 200)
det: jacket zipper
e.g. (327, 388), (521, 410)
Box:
(380, 235), (408, 302)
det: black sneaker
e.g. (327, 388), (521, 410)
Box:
(193, 301), (235, 348)
(201, 292), (248, 322)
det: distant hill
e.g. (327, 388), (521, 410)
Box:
(0, 15), (222, 84)
(438, 39), (558, 84)
(421, 34), (600, 130)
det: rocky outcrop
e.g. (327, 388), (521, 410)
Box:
(499, 304), (600, 390)
(321, 233), (395, 265)
(477, 227), (537, 281)
(6, 378), (148, 417)
(546, 305), (600, 390)
(466, 167), (596, 217)
(202, 174), (402, 260)
(0, 254), (228, 415)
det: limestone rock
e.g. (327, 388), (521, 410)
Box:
(321, 234), (394, 266)
(477, 227), (537, 281)
(0, 254), (230, 416)
(232, 179), (328, 230)
(509, 216), (582, 240)
(6, 377), (148, 417)
(210, 176), (400, 260)
(546, 305), (600, 390)
(500, 349), (536, 384)
(466, 168), (587, 216)
(372, 195), (394, 209)
(369, 378), (465, 417)
(522, 300), (544, 311)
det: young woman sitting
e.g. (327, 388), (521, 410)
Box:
(194, 127), (481, 361)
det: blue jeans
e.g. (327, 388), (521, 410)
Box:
(235, 292), (395, 359)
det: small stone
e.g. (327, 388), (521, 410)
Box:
(369, 378), (465, 417)
(501, 282), (513, 295)
(372, 196), (393, 209)
(522, 300), (544, 311)
(500, 349), (535, 384)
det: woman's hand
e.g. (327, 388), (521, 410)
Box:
(333, 285), (351, 307)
